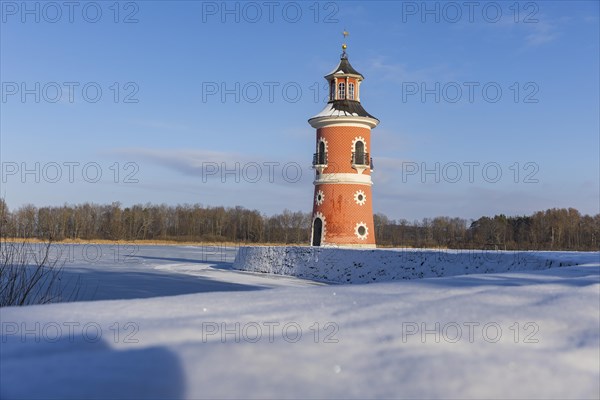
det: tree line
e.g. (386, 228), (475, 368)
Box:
(0, 199), (598, 251)
(374, 209), (599, 251)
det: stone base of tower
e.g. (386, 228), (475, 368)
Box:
(233, 246), (587, 284)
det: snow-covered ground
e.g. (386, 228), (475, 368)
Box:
(1, 245), (599, 399)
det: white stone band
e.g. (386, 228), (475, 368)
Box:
(314, 173), (373, 185)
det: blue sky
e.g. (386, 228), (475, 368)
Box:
(1, 0), (598, 221)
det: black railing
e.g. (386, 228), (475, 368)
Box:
(351, 152), (370, 166)
(313, 152), (328, 166)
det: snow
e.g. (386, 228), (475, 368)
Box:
(310, 102), (360, 119)
(1, 245), (599, 399)
(233, 246), (600, 283)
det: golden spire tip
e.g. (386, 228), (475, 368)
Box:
(342, 30), (349, 52)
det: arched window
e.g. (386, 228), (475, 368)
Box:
(318, 141), (326, 164)
(353, 141), (366, 165)
(355, 140), (365, 156)
(338, 82), (345, 100)
(348, 83), (355, 100)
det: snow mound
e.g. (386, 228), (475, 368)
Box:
(233, 246), (600, 283)
(1, 264), (599, 399)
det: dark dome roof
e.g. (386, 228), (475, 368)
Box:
(330, 100), (377, 120)
(309, 100), (379, 122)
(325, 56), (364, 79)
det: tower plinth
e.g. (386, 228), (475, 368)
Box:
(309, 45), (379, 248)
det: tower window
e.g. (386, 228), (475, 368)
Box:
(338, 82), (345, 100)
(352, 140), (367, 166)
(354, 190), (367, 206)
(348, 83), (355, 100)
(316, 140), (327, 165)
(354, 222), (369, 240)
(354, 140), (365, 156)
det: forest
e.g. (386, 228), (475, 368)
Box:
(0, 199), (598, 251)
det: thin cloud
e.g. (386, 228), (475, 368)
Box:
(112, 148), (245, 175)
(110, 147), (313, 186)
(525, 20), (560, 46)
(367, 58), (456, 83)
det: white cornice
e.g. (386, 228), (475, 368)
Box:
(316, 122), (374, 129)
(309, 115), (379, 129)
(325, 72), (363, 80)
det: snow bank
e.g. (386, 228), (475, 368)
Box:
(2, 264), (599, 399)
(233, 246), (599, 283)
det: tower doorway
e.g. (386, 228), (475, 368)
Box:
(312, 218), (323, 246)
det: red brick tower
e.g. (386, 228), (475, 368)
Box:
(309, 39), (379, 248)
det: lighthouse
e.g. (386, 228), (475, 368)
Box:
(309, 37), (379, 248)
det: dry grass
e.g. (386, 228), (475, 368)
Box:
(0, 240), (81, 306)
(2, 238), (307, 247)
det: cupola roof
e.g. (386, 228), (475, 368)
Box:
(325, 54), (364, 79)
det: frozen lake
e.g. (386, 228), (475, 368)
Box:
(21, 243), (323, 302)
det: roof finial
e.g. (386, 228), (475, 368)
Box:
(341, 30), (349, 59)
